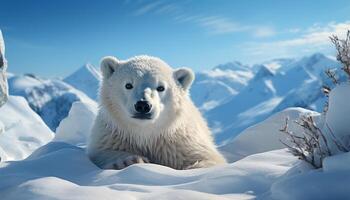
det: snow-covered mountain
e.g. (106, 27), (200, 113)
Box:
(207, 53), (340, 144)
(5, 53), (340, 145)
(63, 63), (101, 100)
(254, 58), (295, 73)
(191, 61), (254, 110)
(8, 74), (95, 131)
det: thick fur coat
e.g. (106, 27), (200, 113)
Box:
(87, 55), (226, 170)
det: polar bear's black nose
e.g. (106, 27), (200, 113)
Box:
(134, 101), (152, 114)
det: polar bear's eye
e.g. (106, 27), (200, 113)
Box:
(157, 86), (165, 92)
(125, 83), (133, 90)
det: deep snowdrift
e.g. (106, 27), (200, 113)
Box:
(0, 142), (298, 200)
(0, 96), (54, 161)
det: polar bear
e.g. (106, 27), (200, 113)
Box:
(87, 55), (226, 170)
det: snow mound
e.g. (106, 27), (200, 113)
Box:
(64, 63), (102, 100)
(0, 142), (297, 200)
(0, 96), (54, 161)
(54, 101), (98, 146)
(271, 151), (350, 200)
(220, 107), (319, 162)
(8, 74), (95, 131)
(325, 82), (350, 141)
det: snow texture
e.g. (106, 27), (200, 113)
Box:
(8, 74), (95, 131)
(0, 143), (298, 200)
(0, 96), (54, 161)
(64, 63), (102, 100)
(0, 30), (8, 107)
(54, 101), (98, 146)
(219, 107), (320, 162)
(0, 96), (349, 199)
(206, 53), (340, 144)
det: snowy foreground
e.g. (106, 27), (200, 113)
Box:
(1, 142), (349, 200)
(0, 144), (296, 200)
(1, 100), (350, 199)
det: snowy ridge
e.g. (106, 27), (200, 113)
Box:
(64, 63), (102, 100)
(8, 74), (95, 131)
(207, 53), (340, 144)
(192, 61), (254, 109)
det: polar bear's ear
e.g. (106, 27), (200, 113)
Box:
(174, 68), (195, 91)
(100, 56), (120, 78)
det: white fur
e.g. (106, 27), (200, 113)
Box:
(87, 55), (226, 170)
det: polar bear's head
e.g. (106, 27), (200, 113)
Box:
(100, 55), (194, 129)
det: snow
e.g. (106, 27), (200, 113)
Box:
(206, 53), (340, 144)
(0, 30), (4, 55)
(1, 51), (350, 199)
(0, 143), (298, 200)
(191, 61), (253, 110)
(271, 151), (350, 200)
(0, 96), (54, 161)
(8, 74), (95, 131)
(0, 29), (7, 107)
(219, 107), (319, 162)
(190, 80), (237, 111)
(325, 82), (350, 140)
(207, 64), (278, 143)
(64, 63), (102, 100)
(54, 101), (98, 146)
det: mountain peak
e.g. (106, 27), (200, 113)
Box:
(74, 63), (101, 80)
(309, 52), (326, 60)
(214, 61), (249, 71)
(63, 63), (101, 100)
(252, 65), (275, 81)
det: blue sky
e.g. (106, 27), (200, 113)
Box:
(1, 0), (350, 77)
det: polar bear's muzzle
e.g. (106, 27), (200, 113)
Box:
(132, 100), (153, 120)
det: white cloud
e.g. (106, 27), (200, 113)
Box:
(175, 15), (275, 37)
(253, 27), (276, 38)
(132, 2), (276, 38)
(243, 21), (350, 60)
(196, 16), (250, 34)
(133, 1), (164, 16)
